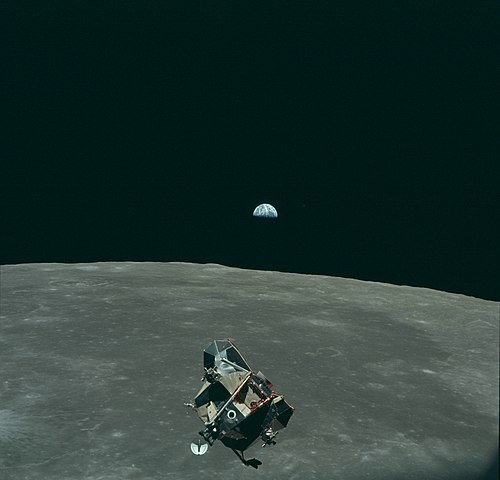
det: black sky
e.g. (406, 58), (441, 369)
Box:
(2, 1), (499, 300)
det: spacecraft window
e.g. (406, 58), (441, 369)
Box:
(226, 347), (250, 370)
(208, 382), (231, 403)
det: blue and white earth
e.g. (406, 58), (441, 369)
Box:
(253, 204), (278, 218)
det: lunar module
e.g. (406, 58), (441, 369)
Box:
(185, 339), (294, 468)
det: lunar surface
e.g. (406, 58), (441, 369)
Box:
(0, 262), (498, 480)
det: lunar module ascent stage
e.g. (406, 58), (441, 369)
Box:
(186, 339), (294, 468)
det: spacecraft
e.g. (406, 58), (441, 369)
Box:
(185, 339), (294, 468)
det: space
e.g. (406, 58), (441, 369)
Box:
(3, 1), (498, 300)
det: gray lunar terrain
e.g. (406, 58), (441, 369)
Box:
(0, 262), (498, 480)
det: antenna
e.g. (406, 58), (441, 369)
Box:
(190, 439), (209, 455)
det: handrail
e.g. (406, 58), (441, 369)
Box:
(220, 357), (250, 373)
